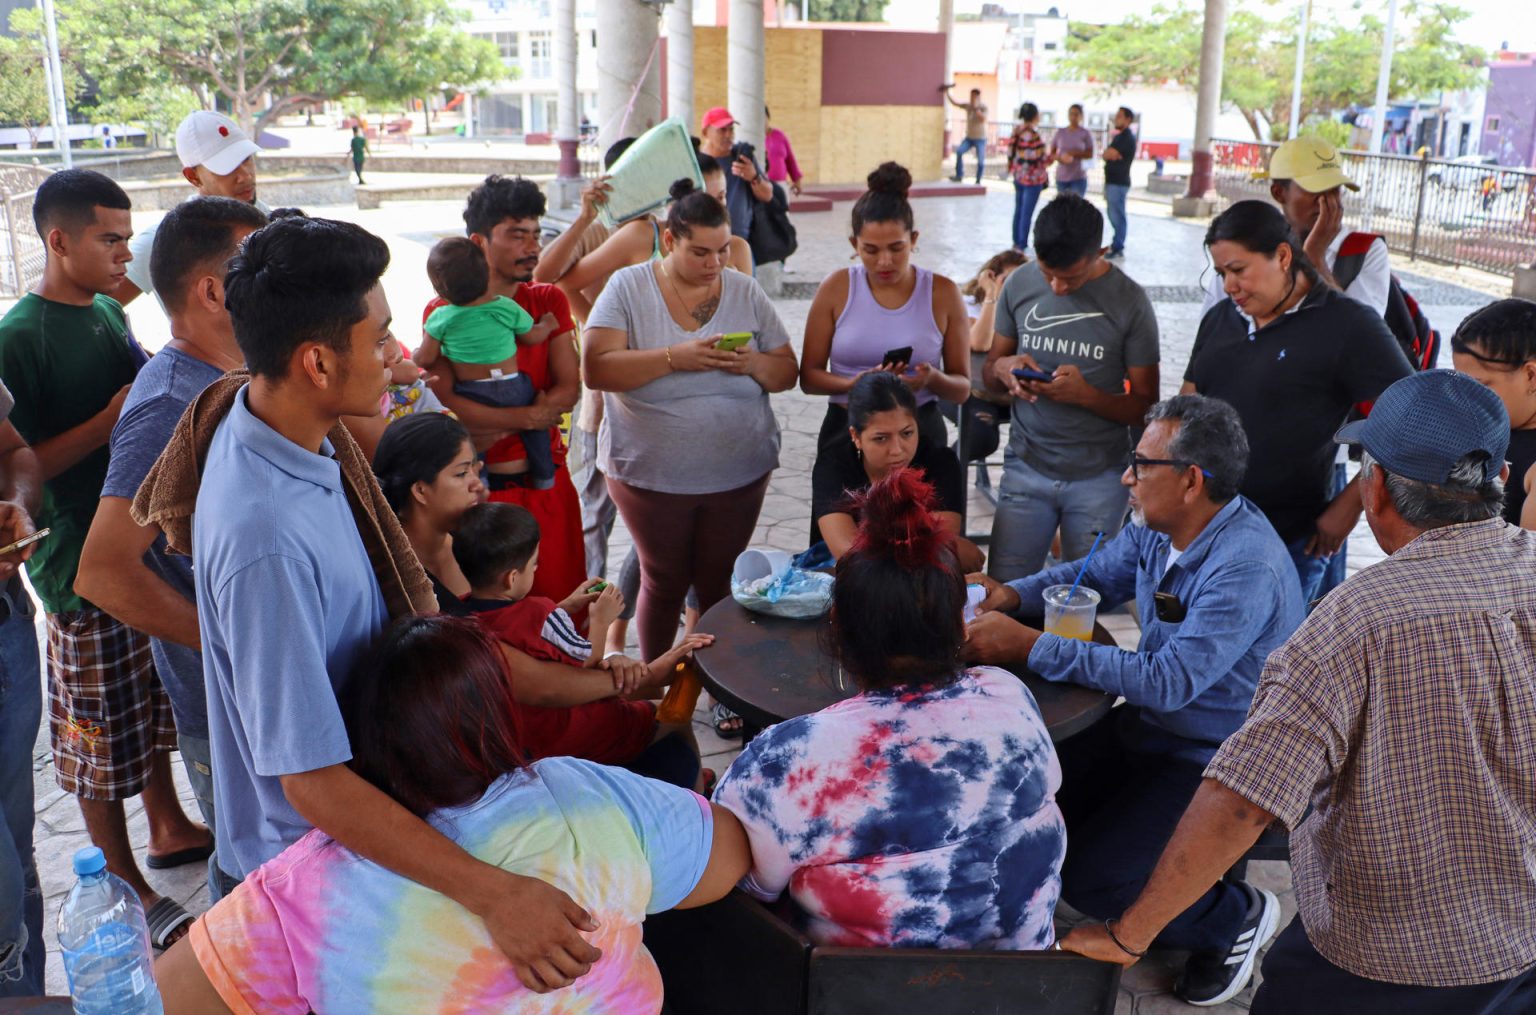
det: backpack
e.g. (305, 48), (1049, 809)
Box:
(749, 181), (798, 266)
(1333, 232), (1439, 372)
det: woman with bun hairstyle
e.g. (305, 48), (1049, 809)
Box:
(583, 179), (799, 663)
(799, 162), (973, 455)
(1183, 200), (1411, 602)
(715, 469), (1065, 950)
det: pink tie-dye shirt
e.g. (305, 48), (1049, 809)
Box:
(188, 757), (713, 1014)
(714, 666), (1065, 949)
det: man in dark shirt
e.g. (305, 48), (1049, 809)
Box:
(698, 107), (772, 244)
(1102, 106), (1136, 259)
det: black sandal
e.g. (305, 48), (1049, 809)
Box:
(710, 702), (744, 740)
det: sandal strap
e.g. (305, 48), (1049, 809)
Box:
(145, 897), (194, 949)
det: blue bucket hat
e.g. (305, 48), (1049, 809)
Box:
(1335, 370), (1509, 484)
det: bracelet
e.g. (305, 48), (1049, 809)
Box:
(983, 298), (997, 304)
(1104, 919), (1147, 958)
(665, 347), (674, 371)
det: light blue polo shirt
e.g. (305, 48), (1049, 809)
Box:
(193, 388), (389, 878)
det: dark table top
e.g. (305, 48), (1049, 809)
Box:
(694, 599), (1115, 742)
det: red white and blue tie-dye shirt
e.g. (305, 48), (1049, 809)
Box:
(187, 757), (713, 1014)
(714, 666), (1065, 949)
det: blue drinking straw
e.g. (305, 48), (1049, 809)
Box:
(1065, 530), (1105, 606)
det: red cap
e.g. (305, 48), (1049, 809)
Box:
(701, 107), (737, 130)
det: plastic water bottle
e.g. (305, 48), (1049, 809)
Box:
(57, 846), (164, 1015)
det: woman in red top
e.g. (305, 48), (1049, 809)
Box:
(1008, 102), (1051, 253)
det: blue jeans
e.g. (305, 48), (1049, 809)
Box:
(177, 733), (221, 901)
(1316, 461), (1350, 601)
(1285, 534), (1332, 609)
(453, 374), (553, 487)
(953, 137), (985, 182)
(1104, 182), (1129, 252)
(1012, 182), (1045, 250)
(0, 605), (43, 998)
(988, 452), (1130, 582)
(1057, 178), (1088, 197)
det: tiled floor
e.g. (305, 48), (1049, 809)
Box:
(22, 183), (1500, 1006)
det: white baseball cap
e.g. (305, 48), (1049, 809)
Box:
(175, 111), (261, 176)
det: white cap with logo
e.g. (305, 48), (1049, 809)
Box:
(175, 111), (261, 176)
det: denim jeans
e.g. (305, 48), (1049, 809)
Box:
(1057, 178), (1088, 197)
(453, 374), (554, 486)
(1285, 534), (1332, 609)
(988, 451), (1130, 582)
(1012, 182), (1045, 250)
(953, 137), (985, 182)
(1104, 182), (1129, 252)
(571, 428), (617, 579)
(1316, 461), (1350, 601)
(177, 733), (221, 901)
(0, 606), (44, 998)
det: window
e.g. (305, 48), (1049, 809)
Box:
(528, 32), (552, 79)
(483, 31), (519, 69)
(1486, 116), (1501, 133)
(1043, 41), (1058, 50)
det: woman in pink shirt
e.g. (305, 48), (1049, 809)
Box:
(764, 106), (803, 196)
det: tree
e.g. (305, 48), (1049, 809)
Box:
(0, 37), (53, 143)
(807, 0), (889, 21)
(51, 0), (502, 136)
(1061, 1), (1483, 141)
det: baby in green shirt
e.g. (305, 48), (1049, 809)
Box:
(419, 237), (559, 485)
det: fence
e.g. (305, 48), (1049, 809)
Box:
(0, 164), (51, 299)
(1212, 139), (1536, 278)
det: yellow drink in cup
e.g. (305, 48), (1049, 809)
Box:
(1042, 584), (1100, 641)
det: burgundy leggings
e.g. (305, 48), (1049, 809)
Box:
(607, 473), (771, 661)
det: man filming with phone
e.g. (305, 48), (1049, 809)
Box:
(697, 108), (772, 245)
(963, 393), (1305, 1007)
(984, 192), (1160, 580)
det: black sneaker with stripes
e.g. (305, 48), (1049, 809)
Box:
(1175, 881), (1281, 1007)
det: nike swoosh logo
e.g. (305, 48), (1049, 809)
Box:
(1023, 306), (1106, 330)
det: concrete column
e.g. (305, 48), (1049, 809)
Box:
(667, 0), (694, 131)
(553, 0), (581, 207)
(939, 0), (955, 155)
(597, 0), (662, 145)
(1175, 0), (1227, 216)
(728, 0), (765, 147)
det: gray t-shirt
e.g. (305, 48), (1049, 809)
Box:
(100, 347), (225, 739)
(995, 262), (1160, 480)
(587, 263), (790, 494)
(0, 379), (32, 619)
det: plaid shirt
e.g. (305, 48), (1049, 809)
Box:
(1205, 519), (1536, 986)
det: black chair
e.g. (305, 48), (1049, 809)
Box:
(808, 946), (1122, 1015)
(645, 890), (812, 1015)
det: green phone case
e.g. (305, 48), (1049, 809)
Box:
(717, 332), (753, 351)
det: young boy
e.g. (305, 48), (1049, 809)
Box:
(418, 237), (559, 487)
(453, 502), (706, 788)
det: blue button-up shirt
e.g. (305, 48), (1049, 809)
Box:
(1009, 495), (1304, 760)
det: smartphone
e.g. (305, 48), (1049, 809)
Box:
(0, 527), (49, 557)
(1012, 366), (1055, 383)
(717, 332), (753, 352)
(586, 581), (610, 593)
(883, 346), (914, 366)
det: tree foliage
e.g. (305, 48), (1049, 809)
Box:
(0, 14), (83, 142)
(1061, 1), (1484, 140)
(807, 0), (890, 22)
(49, 0), (503, 136)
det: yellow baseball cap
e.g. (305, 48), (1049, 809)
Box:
(1261, 137), (1359, 192)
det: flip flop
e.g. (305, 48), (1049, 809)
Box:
(711, 702), (744, 740)
(146, 840), (214, 870)
(145, 896), (195, 951)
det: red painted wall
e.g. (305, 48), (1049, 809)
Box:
(819, 30), (947, 107)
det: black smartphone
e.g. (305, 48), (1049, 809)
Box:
(1012, 366), (1055, 383)
(883, 346), (914, 366)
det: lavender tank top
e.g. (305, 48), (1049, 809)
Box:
(828, 265), (945, 407)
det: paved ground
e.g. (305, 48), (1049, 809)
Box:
(18, 182), (1501, 1008)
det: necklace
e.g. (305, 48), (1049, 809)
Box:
(659, 259), (720, 327)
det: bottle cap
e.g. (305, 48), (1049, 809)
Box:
(72, 846), (106, 877)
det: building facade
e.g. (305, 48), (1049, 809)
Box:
(462, 0), (600, 138)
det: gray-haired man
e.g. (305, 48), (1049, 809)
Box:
(966, 393), (1305, 1006)
(1063, 370), (1536, 1012)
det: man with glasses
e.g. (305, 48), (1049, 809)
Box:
(964, 393), (1304, 1007)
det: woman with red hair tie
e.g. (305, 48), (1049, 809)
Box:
(714, 471), (1065, 949)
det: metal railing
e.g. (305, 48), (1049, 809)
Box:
(0, 164), (51, 299)
(1212, 139), (1536, 278)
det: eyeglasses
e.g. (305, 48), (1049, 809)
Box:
(1129, 454), (1214, 482)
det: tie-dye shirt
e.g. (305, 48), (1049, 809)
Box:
(714, 666), (1065, 950)
(187, 757), (713, 1014)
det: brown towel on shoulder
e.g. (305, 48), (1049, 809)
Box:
(130, 370), (437, 619)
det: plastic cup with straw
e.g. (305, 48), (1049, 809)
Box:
(1042, 531), (1105, 641)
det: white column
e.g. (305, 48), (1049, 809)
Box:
(939, 0), (955, 155)
(728, 0), (765, 147)
(667, 0), (694, 130)
(597, 0), (662, 145)
(553, 0), (581, 206)
(1367, 0), (1399, 155)
(1287, 0), (1311, 139)
(38, 0), (72, 168)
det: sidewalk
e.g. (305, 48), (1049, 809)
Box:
(20, 189), (1499, 1009)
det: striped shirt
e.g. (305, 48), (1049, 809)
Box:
(1205, 518), (1536, 986)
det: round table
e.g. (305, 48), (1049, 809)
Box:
(694, 599), (1116, 742)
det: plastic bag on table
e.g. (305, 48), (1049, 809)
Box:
(730, 548), (834, 620)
